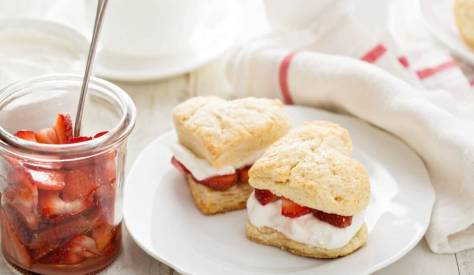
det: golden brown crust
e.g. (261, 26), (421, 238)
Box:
(246, 221), (367, 259)
(454, 0), (474, 49)
(173, 97), (290, 168)
(187, 175), (253, 215)
(248, 121), (370, 216)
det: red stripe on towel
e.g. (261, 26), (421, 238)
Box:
(398, 56), (410, 68)
(279, 52), (296, 105)
(416, 60), (457, 79)
(470, 78), (474, 86)
(361, 44), (387, 63)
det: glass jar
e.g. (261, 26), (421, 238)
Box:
(0, 74), (136, 274)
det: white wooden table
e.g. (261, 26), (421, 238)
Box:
(93, 76), (474, 275)
(1, 75), (471, 275)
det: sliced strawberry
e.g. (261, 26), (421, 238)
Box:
(0, 208), (32, 267)
(237, 166), (250, 184)
(92, 219), (115, 251)
(94, 182), (116, 225)
(38, 235), (99, 265)
(254, 189), (279, 206)
(26, 167), (66, 191)
(54, 114), (73, 144)
(18, 114), (72, 144)
(198, 173), (238, 191)
(99, 224), (121, 258)
(68, 235), (100, 258)
(94, 131), (109, 138)
(171, 157), (189, 174)
(313, 210), (352, 228)
(68, 130), (109, 144)
(70, 136), (92, 143)
(2, 205), (32, 246)
(3, 155), (21, 167)
(281, 198), (311, 218)
(96, 150), (117, 185)
(38, 190), (93, 220)
(31, 245), (56, 261)
(35, 127), (59, 144)
(63, 166), (99, 201)
(30, 215), (96, 258)
(4, 168), (39, 229)
(15, 130), (38, 142)
(172, 158), (237, 190)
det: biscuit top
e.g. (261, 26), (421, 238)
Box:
(173, 97), (290, 167)
(248, 121), (370, 216)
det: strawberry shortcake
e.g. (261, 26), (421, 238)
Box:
(246, 121), (370, 258)
(171, 97), (290, 215)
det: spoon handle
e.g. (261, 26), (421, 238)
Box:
(74, 0), (109, 137)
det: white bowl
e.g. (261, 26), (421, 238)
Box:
(0, 18), (88, 87)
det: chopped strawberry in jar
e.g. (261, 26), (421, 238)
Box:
(3, 116), (121, 270)
(26, 167), (66, 191)
(38, 190), (94, 220)
(63, 165), (99, 202)
(0, 208), (32, 267)
(3, 167), (39, 230)
(0, 71), (134, 274)
(39, 235), (100, 265)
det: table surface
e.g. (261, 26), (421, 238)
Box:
(1, 75), (473, 275)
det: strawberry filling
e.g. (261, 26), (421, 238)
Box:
(281, 198), (312, 218)
(171, 156), (250, 191)
(254, 189), (353, 228)
(313, 209), (352, 228)
(254, 189), (278, 205)
(199, 174), (238, 191)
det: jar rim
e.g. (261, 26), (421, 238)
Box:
(0, 74), (136, 157)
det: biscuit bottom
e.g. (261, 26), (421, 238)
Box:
(187, 175), (253, 215)
(246, 221), (367, 259)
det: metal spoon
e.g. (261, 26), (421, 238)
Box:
(74, 0), (109, 137)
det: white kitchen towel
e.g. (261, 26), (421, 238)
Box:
(224, 0), (474, 253)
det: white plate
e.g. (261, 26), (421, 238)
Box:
(419, 0), (474, 64)
(94, 1), (239, 82)
(124, 106), (435, 275)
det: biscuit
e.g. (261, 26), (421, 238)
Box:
(454, 0), (474, 49)
(173, 97), (290, 168)
(246, 221), (367, 259)
(248, 121), (370, 216)
(187, 175), (253, 215)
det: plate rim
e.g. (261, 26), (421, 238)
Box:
(419, 0), (474, 65)
(124, 105), (435, 275)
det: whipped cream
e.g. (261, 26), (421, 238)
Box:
(171, 143), (263, 181)
(247, 192), (366, 250)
